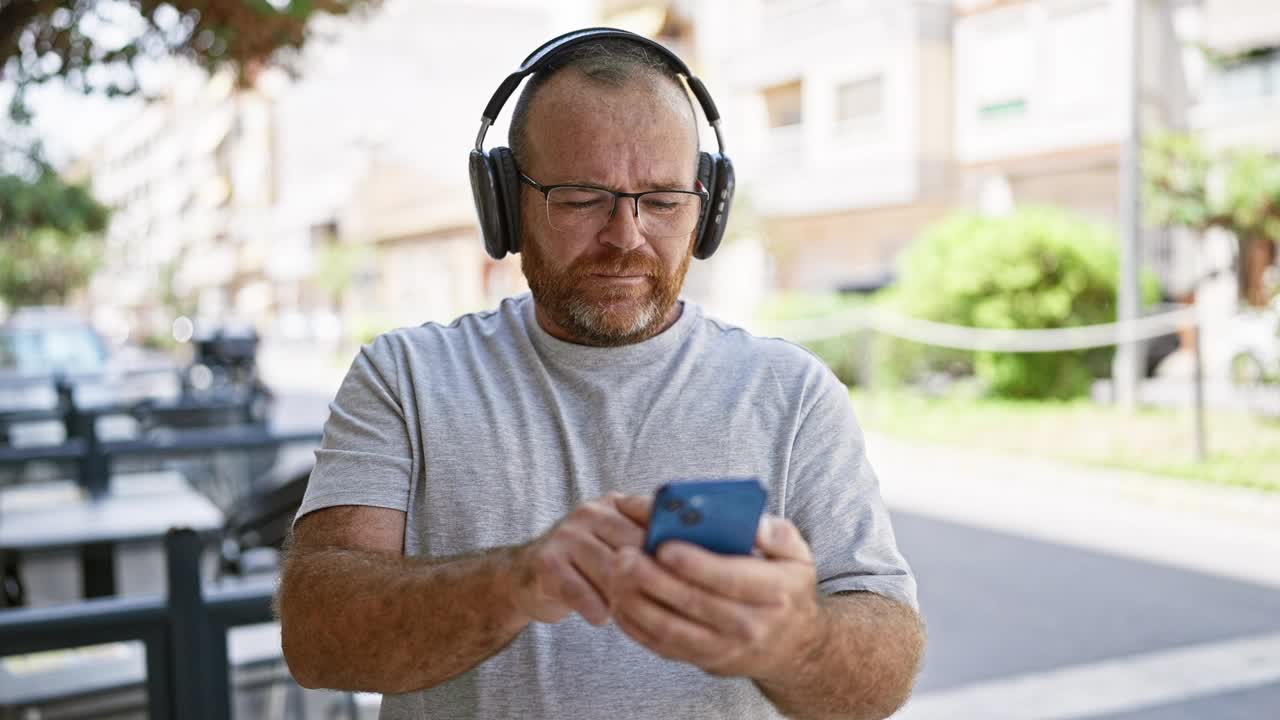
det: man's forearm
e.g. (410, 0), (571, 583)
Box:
(755, 592), (924, 720)
(278, 544), (530, 694)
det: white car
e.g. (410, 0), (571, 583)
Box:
(1227, 297), (1280, 386)
(0, 307), (181, 415)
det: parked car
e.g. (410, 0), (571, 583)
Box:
(0, 308), (281, 510)
(1226, 296), (1280, 386)
(0, 307), (181, 413)
(0, 308), (272, 445)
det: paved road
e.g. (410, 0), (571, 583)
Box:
(892, 511), (1280, 719)
(867, 433), (1280, 720)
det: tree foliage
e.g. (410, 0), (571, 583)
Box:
(1, 0), (376, 99)
(0, 166), (110, 307)
(0, 1), (377, 311)
(1143, 131), (1280, 306)
(879, 207), (1159, 400)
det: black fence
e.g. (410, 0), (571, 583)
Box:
(0, 374), (326, 716)
(0, 528), (275, 720)
(0, 377), (318, 500)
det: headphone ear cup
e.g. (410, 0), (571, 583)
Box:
(694, 152), (734, 260)
(491, 147), (523, 255)
(470, 150), (509, 260)
(693, 152), (715, 258)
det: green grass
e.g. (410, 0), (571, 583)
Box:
(852, 388), (1280, 493)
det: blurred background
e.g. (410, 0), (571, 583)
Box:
(0, 0), (1278, 718)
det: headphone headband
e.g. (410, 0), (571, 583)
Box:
(474, 27), (723, 152)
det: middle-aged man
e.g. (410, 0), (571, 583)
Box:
(278, 28), (924, 720)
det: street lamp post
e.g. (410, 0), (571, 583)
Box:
(1114, 0), (1146, 411)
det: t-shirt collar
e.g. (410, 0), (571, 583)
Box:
(521, 293), (700, 370)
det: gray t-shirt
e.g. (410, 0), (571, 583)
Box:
(298, 293), (917, 720)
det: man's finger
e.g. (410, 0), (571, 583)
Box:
(613, 494), (652, 527)
(654, 541), (793, 606)
(754, 515), (813, 563)
(544, 549), (610, 626)
(615, 545), (748, 640)
(611, 574), (722, 666)
(581, 499), (646, 549)
(559, 525), (625, 608)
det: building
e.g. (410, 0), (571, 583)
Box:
(75, 66), (284, 344)
(267, 0), (597, 340)
(953, 0), (1194, 292)
(76, 0), (600, 350)
(330, 156), (512, 335)
(694, 0), (957, 291)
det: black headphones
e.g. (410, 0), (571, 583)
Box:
(468, 27), (734, 261)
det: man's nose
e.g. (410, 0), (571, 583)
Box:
(598, 197), (646, 252)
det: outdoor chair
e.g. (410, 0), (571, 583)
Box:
(217, 464), (310, 580)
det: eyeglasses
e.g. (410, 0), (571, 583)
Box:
(519, 172), (707, 239)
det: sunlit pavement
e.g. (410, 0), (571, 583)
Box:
(870, 433), (1280, 719)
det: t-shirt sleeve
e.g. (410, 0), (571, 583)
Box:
(295, 334), (415, 524)
(786, 369), (919, 611)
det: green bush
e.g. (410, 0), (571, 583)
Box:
(755, 292), (867, 385)
(878, 207), (1158, 399)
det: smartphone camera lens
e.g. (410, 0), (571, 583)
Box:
(679, 509), (702, 526)
(662, 498), (684, 512)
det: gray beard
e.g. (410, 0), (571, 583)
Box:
(563, 294), (662, 346)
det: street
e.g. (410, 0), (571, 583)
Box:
(893, 511), (1280, 719)
(867, 432), (1280, 719)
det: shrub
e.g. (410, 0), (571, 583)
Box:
(878, 207), (1158, 399)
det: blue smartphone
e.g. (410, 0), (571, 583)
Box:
(643, 478), (768, 556)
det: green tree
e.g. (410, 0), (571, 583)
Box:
(313, 238), (372, 309)
(0, 0), (378, 310)
(0, 165), (109, 307)
(1143, 131), (1280, 307)
(1, 0), (376, 98)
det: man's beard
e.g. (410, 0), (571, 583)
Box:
(522, 234), (693, 347)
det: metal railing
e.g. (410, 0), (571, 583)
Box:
(0, 377), (321, 499)
(0, 374), (324, 716)
(0, 528), (276, 720)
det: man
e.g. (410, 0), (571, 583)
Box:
(278, 32), (923, 720)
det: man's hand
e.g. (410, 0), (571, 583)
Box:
(512, 493), (650, 627)
(608, 508), (824, 682)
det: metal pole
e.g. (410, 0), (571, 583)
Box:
(1192, 314), (1207, 462)
(166, 528), (213, 720)
(143, 624), (175, 720)
(1114, 0), (1146, 411)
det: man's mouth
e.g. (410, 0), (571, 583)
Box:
(591, 273), (649, 285)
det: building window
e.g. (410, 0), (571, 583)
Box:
(1208, 48), (1280, 103)
(835, 75), (884, 127)
(763, 79), (804, 128)
(973, 17), (1031, 121)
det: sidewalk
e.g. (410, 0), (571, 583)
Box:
(866, 432), (1280, 590)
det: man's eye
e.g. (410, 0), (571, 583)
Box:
(557, 199), (603, 209)
(641, 199), (681, 213)
(553, 190), (606, 209)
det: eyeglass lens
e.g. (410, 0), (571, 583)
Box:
(545, 187), (702, 238)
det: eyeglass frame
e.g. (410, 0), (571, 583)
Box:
(517, 170), (709, 238)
